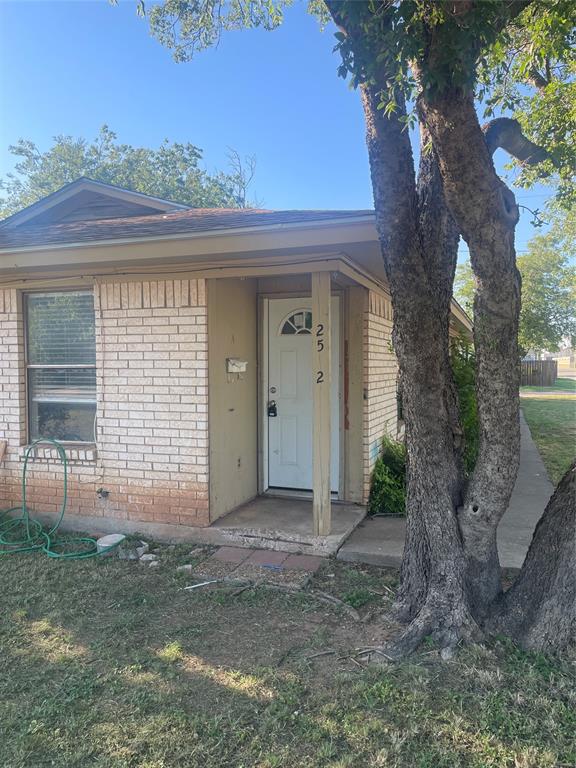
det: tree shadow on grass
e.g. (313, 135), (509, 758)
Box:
(1, 548), (575, 767)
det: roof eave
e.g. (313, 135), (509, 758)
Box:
(0, 213), (378, 255)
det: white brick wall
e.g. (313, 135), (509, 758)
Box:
(363, 291), (401, 499)
(0, 279), (210, 527)
(0, 290), (26, 452)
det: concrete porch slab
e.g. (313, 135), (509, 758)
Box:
(337, 516), (405, 568)
(338, 413), (554, 570)
(28, 498), (366, 557)
(211, 496), (367, 556)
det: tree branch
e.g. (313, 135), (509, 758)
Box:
(528, 67), (549, 90)
(482, 117), (548, 165)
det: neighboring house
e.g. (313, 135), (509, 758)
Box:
(0, 178), (472, 551)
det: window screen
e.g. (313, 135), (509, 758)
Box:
(26, 291), (97, 442)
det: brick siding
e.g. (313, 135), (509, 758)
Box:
(0, 280), (210, 528)
(363, 291), (400, 501)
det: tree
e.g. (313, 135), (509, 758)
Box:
(128, 0), (575, 654)
(0, 125), (257, 218)
(477, 5), (576, 209)
(455, 217), (576, 357)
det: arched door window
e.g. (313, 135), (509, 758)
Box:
(279, 309), (313, 335)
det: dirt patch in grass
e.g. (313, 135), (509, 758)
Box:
(1, 543), (574, 768)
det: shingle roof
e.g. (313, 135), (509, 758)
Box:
(0, 207), (374, 250)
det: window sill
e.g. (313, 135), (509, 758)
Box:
(19, 444), (97, 464)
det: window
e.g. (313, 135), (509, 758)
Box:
(280, 310), (313, 335)
(26, 291), (96, 443)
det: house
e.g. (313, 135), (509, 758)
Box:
(0, 179), (472, 553)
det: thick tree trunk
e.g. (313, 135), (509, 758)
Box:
(487, 462), (576, 650)
(394, 125), (465, 623)
(359, 81), (479, 654)
(420, 89), (522, 618)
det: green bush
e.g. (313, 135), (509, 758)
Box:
(367, 339), (479, 516)
(450, 338), (479, 475)
(367, 436), (406, 516)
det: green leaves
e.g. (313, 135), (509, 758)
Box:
(516, 223), (576, 356)
(0, 126), (257, 217)
(144, 1), (293, 63)
(368, 437), (406, 517)
(450, 339), (478, 475)
(454, 210), (576, 358)
(478, 0), (576, 206)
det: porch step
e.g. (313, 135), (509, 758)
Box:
(337, 517), (405, 568)
(211, 497), (366, 556)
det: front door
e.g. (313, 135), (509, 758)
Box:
(267, 297), (340, 491)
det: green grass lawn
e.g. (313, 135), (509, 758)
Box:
(520, 396), (576, 484)
(521, 376), (576, 393)
(1, 544), (575, 768)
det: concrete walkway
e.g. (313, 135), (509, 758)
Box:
(338, 413), (554, 569)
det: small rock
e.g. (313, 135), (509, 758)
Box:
(139, 553), (159, 563)
(176, 564), (194, 573)
(440, 646), (455, 661)
(148, 560), (160, 568)
(136, 541), (149, 557)
(117, 548), (139, 561)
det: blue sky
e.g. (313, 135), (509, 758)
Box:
(0, 0), (552, 256)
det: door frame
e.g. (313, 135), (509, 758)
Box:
(258, 291), (344, 498)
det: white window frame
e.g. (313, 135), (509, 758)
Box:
(24, 288), (97, 445)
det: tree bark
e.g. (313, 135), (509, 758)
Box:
(487, 461), (576, 650)
(419, 88), (522, 618)
(394, 123), (465, 624)
(483, 118), (548, 165)
(359, 79), (479, 654)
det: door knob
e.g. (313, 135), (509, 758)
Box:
(267, 400), (278, 417)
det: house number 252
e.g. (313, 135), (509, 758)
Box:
(316, 323), (325, 384)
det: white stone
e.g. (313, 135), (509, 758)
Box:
(148, 560), (160, 568)
(96, 533), (126, 556)
(139, 553), (158, 562)
(136, 541), (150, 557)
(176, 564), (193, 573)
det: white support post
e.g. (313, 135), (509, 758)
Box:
(311, 271), (331, 536)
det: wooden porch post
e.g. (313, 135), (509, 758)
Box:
(311, 271), (331, 536)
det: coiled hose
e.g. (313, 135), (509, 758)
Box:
(0, 438), (120, 559)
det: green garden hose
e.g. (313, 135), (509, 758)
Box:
(0, 438), (120, 559)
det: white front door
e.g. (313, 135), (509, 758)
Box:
(267, 297), (340, 491)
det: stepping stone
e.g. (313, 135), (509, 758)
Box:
(283, 554), (324, 573)
(211, 546), (252, 564)
(245, 549), (289, 567)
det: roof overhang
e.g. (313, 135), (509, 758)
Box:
(0, 213), (472, 335)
